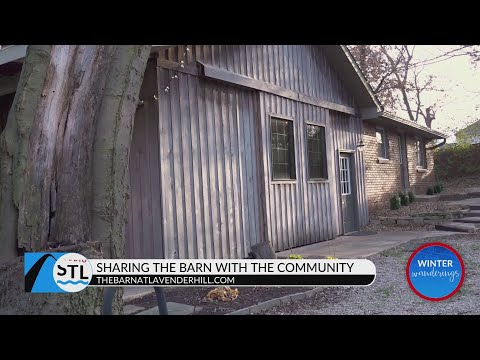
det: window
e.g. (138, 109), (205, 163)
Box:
(340, 156), (351, 195)
(416, 139), (427, 169)
(271, 117), (296, 180)
(376, 127), (389, 159)
(306, 124), (328, 180)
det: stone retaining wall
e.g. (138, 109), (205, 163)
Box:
(379, 209), (469, 226)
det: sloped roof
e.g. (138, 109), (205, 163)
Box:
(322, 45), (383, 111)
(366, 112), (447, 139)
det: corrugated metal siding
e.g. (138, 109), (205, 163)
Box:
(158, 67), (262, 259)
(331, 112), (369, 229)
(159, 45), (355, 108)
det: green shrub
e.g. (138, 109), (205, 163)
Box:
(408, 191), (415, 203)
(390, 195), (401, 210)
(399, 192), (410, 206)
(434, 143), (480, 180)
(288, 254), (303, 259)
(433, 184), (441, 193)
(438, 183), (444, 192)
(426, 187), (434, 195)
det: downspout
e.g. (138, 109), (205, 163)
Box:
(426, 138), (446, 150)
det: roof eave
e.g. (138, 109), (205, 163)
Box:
(340, 45), (384, 112)
(0, 45), (27, 66)
(365, 113), (447, 139)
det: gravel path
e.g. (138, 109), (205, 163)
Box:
(263, 234), (480, 315)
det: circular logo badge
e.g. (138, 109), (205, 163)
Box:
(406, 242), (464, 301)
(53, 253), (92, 292)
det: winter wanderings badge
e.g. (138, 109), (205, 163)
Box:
(406, 242), (465, 301)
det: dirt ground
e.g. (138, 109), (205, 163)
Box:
(370, 200), (465, 218)
(365, 199), (465, 233)
(128, 286), (313, 315)
(441, 174), (480, 195)
(365, 183), (469, 233)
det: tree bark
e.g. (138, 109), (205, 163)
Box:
(92, 46), (151, 259)
(0, 45), (52, 259)
(0, 45), (151, 314)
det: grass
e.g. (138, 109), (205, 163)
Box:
(374, 285), (395, 302)
(379, 286), (394, 298)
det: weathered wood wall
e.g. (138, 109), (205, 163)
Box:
(127, 60), (163, 259)
(136, 45), (368, 256)
(258, 93), (340, 250)
(157, 69), (263, 259)
(160, 45), (355, 108)
(331, 111), (369, 229)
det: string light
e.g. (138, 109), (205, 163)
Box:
(163, 46), (189, 93)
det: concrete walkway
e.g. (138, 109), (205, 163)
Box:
(124, 288), (153, 302)
(276, 230), (457, 259)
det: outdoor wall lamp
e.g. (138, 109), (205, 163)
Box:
(356, 139), (365, 151)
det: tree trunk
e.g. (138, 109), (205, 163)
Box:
(0, 45), (151, 314)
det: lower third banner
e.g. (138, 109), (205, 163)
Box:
(25, 253), (376, 293)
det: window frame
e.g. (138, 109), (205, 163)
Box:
(269, 114), (297, 183)
(416, 138), (427, 169)
(305, 122), (328, 182)
(339, 155), (352, 195)
(376, 126), (389, 160)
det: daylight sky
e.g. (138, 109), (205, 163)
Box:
(391, 45), (480, 142)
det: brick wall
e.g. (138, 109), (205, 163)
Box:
(363, 122), (436, 213)
(406, 137), (436, 195)
(363, 123), (403, 213)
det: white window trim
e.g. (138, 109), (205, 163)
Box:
(416, 138), (428, 170)
(376, 126), (389, 160)
(340, 156), (352, 196)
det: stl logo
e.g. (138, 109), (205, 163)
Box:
(53, 253), (92, 292)
(24, 252), (92, 293)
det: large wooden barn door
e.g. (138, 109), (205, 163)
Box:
(157, 67), (263, 259)
(126, 59), (164, 259)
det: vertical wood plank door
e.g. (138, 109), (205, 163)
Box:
(157, 68), (262, 259)
(126, 59), (164, 259)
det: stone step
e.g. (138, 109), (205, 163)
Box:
(440, 192), (480, 201)
(453, 217), (480, 224)
(464, 211), (480, 217)
(435, 222), (477, 233)
(469, 204), (480, 211)
(415, 194), (441, 203)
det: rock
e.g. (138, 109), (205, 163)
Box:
(423, 215), (442, 220)
(435, 223), (476, 233)
(248, 242), (277, 259)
